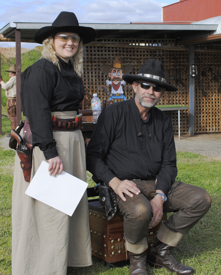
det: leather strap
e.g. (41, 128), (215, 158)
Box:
(52, 118), (82, 131)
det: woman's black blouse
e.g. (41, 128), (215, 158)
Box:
(21, 57), (85, 160)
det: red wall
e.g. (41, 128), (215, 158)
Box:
(163, 0), (221, 22)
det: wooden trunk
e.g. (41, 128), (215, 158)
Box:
(88, 199), (167, 264)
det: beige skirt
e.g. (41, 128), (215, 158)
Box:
(12, 111), (92, 275)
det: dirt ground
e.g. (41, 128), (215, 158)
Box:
(1, 133), (221, 161)
(174, 133), (221, 162)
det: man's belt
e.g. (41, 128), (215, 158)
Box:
(51, 114), (82, 131)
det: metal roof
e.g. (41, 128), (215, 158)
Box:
(0, 21), (218, 44)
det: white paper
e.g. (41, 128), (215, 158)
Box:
(25, 161), (88, 216)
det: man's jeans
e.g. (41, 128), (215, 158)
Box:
(116, 180), (212, 245)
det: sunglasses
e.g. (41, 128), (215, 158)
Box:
(139, 82), (164, 92)
(54, 34), (80, 43)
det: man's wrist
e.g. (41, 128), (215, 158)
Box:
(109, 177), (121, 191)
(155, 192), (167, 202)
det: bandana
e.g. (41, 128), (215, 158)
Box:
(112, 82), (121, 91)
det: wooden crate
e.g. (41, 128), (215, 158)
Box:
(88, 199), (167, 264)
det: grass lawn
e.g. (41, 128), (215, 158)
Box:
(0, 122), (220, 274)
(1, 116), (11, 136)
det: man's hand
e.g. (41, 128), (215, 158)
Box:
(109, 177), (140, 201)
(149, 190), (164, 228)
(48, 156), (63, 177)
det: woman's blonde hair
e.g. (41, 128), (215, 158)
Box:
(41, 35), (84, 77)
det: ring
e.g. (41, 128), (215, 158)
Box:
(158, 218), (161, 220)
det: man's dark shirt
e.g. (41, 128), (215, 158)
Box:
(21, 57), (85, 160)
(86, 98), (177, 195)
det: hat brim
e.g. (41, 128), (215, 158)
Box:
(34, 25), (96, 44)
(101, 64), (133, 75)
(5, 69), (16, 73)
(123, 74), (178, 92)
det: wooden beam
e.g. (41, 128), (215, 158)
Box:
(0, 44), (2, 135)
(178, 33), (221, 45)
(189, 45), (195, 136)
(15, 29), (21, 126)
(86, 43), (189, 51)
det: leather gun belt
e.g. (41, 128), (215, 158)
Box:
(52, 117), (82, 131)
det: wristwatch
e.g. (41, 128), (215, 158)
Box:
(155, 193), (167, 202)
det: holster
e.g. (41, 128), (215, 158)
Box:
(9, 121), (24, 150)
(7, 105), (16, 117)
(16, 145), (33, 183)
(98, 183), (118, 220)
(9, 119), (33, 183)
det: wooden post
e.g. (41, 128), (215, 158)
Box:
(189, 45), (195, 136)
(0, 43), (2, 135)
(15, 29), (21, 126)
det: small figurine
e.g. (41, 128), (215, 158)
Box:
(99, 56), (133, 102)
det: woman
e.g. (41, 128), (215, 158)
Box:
(12, 11), (96, 275)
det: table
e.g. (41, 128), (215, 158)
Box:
(156, 105), (189, 140)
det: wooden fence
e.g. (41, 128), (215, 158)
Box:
(82, 38), (221, 134)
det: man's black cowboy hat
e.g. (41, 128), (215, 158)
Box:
(34, 11), (96, 44)
(123, 59), (178, 92)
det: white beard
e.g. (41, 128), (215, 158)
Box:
(136, 93), (161, 108)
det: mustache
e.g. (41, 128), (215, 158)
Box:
(112, 77), (122, 81)
(141, 95), (157, 100)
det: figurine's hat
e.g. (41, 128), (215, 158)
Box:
(101, 56), (133, 75)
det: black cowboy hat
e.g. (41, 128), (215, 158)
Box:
(34, 11), (96, 44)
(123, 59), (177, 92)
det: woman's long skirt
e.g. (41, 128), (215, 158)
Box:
(12, 111), (92, 275)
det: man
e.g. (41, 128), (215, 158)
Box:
(0, 64), (17, 131)
(100, 56), (133, 101)
(87, 59), (211, 275)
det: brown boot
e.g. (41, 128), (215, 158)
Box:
(147, 240), (194, 275)
(129, 250), (148, 275)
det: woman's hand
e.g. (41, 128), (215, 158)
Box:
(48, 156), (63, 177)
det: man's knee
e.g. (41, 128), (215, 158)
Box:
(192, 188), (212, 214)
(126, 202), (152, 223)
(124, 203), (151, 244)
